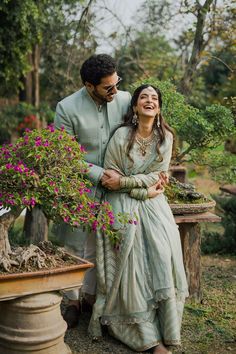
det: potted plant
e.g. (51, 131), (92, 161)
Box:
(0, 125), (120, 354)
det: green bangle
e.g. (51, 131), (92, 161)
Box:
(120, 176), (137, 189)
(130, 188), (148, 200)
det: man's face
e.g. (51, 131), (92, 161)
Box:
(86, 73), (122, 103)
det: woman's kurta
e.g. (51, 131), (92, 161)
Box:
(89, 126), (189, 351)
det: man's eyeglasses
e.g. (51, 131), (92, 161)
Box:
(103, 77), (122, 93)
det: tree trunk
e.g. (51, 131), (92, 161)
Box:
(0, 208), (22, 256)
(19, 53), (33, 103)
(23, 207), (48, 244)
(179, 0), (214, 95)
(20, 44), (48, 243)
(32, 44), (40, 109)
(18, 44), (40, 106)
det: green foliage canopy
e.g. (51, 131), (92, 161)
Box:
(0, 0), (41, 95)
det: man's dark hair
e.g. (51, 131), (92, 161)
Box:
(80, 54), (117, 85)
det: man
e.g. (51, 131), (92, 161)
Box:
(54, 54), (131, 328)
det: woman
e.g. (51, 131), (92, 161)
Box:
(89, 85), (189, 354)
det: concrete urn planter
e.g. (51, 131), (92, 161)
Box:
(0, 255), (93, 354)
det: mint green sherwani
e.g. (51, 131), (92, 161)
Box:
(55, 87), (131, 198)
(54, 87), (131, 298)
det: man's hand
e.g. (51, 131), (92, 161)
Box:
(101, 169), (121, 191)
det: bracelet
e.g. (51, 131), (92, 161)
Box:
(130, 188), (148, 201)
(120, 176), (137, 189)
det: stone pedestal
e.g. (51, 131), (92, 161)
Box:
(175, 212), (221, 301)
(0, 292), (71, 354)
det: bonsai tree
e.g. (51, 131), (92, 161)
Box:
(0, 126), (126, 272)
(131, 79), (236, 184)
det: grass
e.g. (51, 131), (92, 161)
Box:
(67, 254), (236, 354)
(179, 255), (236, 354)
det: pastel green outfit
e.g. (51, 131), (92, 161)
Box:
(55, 87), (131, 199)
(54, 88), (131, 299)
(89, 127), (189, 351)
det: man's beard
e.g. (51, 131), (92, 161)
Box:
(92, 88), (114, 103)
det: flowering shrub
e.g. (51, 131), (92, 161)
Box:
(0, 125), (129, 246)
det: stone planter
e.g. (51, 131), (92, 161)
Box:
(0, 255), (93, 354)
(170, 200), (216, 215)
(170, 199), (216, 215)
(0, 292), (70, 354)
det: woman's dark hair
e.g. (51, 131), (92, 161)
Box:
(80, 54), (117, 85)
(121, 84), (174, 161)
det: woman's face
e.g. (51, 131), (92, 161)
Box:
(134, 86), (160, 119)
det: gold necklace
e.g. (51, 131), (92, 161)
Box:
(135, 132), (154, 156)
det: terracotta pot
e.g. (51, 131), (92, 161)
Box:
(0, 292), (70, 354)
(0, 255), (93, 354)
(0, 254), (93, 301)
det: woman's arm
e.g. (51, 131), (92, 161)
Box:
(120, 174), (166, 200)
(103, 128), (172, 199)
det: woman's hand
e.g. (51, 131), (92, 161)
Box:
(147, 182), (165, 198)
(159, 171), (169, 185)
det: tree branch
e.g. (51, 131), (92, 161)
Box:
(209, 55), (234, 72)
(95, 1), (149, 77)
(66, 0), (95, 81)
(179, 0), (214, 95)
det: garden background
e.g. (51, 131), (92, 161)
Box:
(0, 1), (235, 353)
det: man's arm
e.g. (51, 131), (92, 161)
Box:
(55, 103), (105, 186)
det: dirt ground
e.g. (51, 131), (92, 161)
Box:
(64, 254), (236, 354)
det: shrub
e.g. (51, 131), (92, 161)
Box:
(202, 196), (236, 254)
(0, 126), (130, 252)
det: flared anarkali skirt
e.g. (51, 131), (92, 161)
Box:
(89, 192), (188, 351)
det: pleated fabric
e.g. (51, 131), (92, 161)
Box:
(89, 127), (189, 351)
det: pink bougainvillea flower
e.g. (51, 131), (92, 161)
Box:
(35, 140), (42, 146)
(43, 140), (50, 146)
(92, 220), (98, 231)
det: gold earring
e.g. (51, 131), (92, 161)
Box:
(132, 113), (138, 125)
(156, 114), (160, 128)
